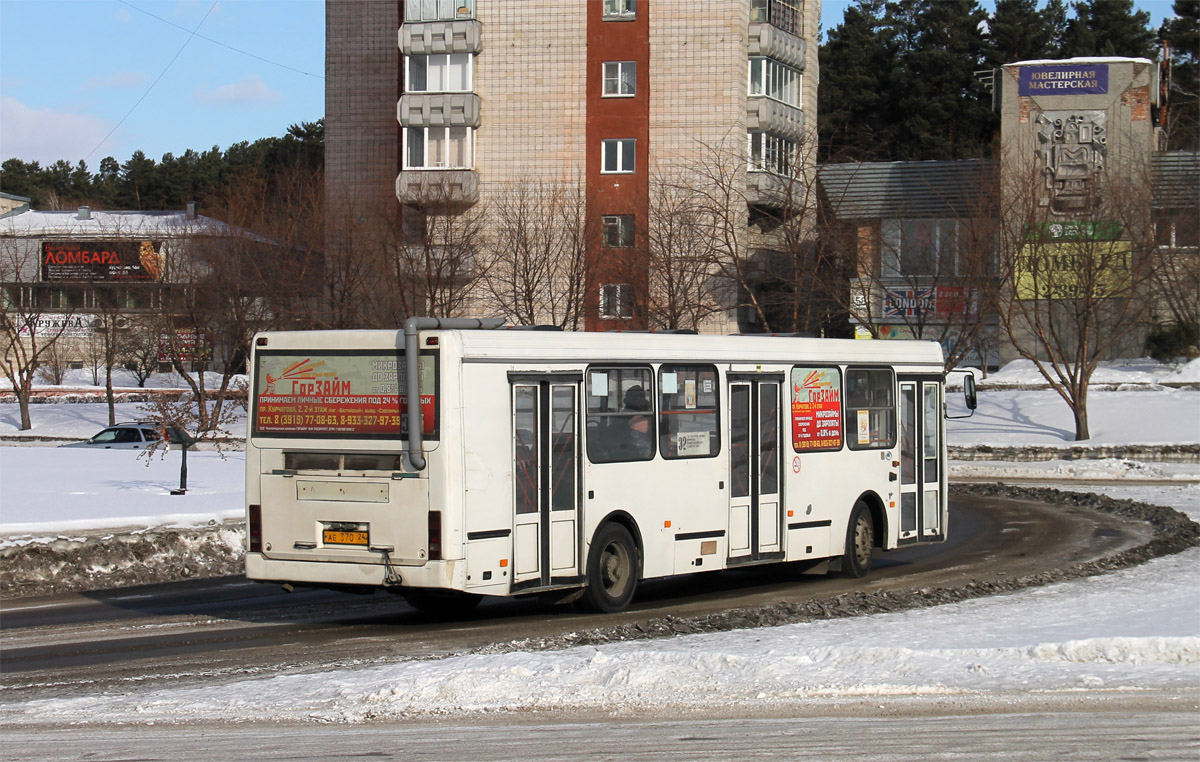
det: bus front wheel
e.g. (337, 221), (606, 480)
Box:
(580, 523), (639, 613)
(841, 501), (874, 578)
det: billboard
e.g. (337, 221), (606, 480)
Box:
(254, 351), (437, 437)
(882, 286), (978, 320)
(1015, 241), (1133, 299)
(42, 241), (164, 281)
(16, 313), (95, 338)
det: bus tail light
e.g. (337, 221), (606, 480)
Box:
(248, 504), (263, 552)
(428, 511), (442, 560)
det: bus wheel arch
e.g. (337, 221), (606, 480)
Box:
(579, 513), (643, 613)
(854, 491), (887, 550)
(841, 492), (884, 579)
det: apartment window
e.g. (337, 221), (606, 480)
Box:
(405, 0), (475, 22)
(881, 219), (961, 277)
(750, 0), (799, 35)
(602, 0), (636, 19)
(406, 53), (473, 93)
(602, 139), (636, 173)
(599, 283), (634, 320)
(602, 215), (634, 247)
(747, 132), (796, 175)
(405, 126), (473, 169)
(603, 61), (636, 97)
(748, 57), (801, 108)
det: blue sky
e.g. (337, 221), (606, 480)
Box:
(0, 0), (1179, 169)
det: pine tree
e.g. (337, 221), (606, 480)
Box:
(1160, 0), (1199, 150)
(1063, 0), (1156, 58)
(986, 0), (1057, 66)
(818, 0), (898, 161)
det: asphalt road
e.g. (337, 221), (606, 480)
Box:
(0, 492), (1155, 707)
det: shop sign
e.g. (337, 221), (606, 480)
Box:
(1015, 241), (1132, 299)
(1019, 64), (1108, 96)
(1025, 221), (1122, 241)
(17, 313), (95, 338)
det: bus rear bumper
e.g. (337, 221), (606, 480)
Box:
(245, 553), (463, 590)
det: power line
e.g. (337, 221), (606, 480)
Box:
(118, 0), (323, 81)
(84, 1), (219, 163)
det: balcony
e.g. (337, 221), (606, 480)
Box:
(748, 20), (805, 69)
(398, 93), (481, 128)
(399, 19), (482, 55)
(396, 170), (479, 206)
(749, 0), (801, 37)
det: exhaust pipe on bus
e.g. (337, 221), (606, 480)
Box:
(403, 317), (504, 470)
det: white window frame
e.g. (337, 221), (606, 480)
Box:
(601, 214), (635, 248)
(404, 126), (474, 170)
(602, 139), (636, 174)
(880, 219), (961, 278)
(748, 57), (802, 109)
(746, 132), (797, 176)
(602, 0), (637, 19)
(603, 61), (636, 97)
(405, 53), (474, 93)
(599, 283), (634, 319)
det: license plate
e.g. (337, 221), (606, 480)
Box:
(323, 530), (369, 546)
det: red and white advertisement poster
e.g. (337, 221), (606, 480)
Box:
(254, 352), (436, 437)
(791, 367), (843, 452)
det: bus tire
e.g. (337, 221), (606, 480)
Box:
(580, 523), (639, 613)
(402, 589), (482, 616)
(841, 501), (874, 579)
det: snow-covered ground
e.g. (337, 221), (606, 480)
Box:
(0, 359), (1197, 723)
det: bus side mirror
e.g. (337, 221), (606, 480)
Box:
(963, 374), (978, 411)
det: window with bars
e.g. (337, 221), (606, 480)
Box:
(748, 57), (801, 108)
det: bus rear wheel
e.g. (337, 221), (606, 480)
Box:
(841, 501), (874, 578)
(580, 523), (639, 613)
(402, 589), (483, 616)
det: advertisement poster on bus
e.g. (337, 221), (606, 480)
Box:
(791, 367), (842, 451)
(254, 352), (436, 437)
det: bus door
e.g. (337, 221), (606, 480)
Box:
(898, 377), (945, 543)
(510, 373), (583, 591)
(727, 374), (784, 563)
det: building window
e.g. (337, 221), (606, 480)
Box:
(750, 0), (799, 35)
(602, 0), (636, 19)
(405, 126), (473, 169)
(881, 219), (961, 277)
(406, 53), (473, 93)
(603, 61), (636, 97)
(748, 57), (801, 108)
(747, 132), (796, 175)
(602, 139), (636, 173)
(601, 214), (634, 247)
(599, 283), (634, 320)
(405, 0), (475, 22)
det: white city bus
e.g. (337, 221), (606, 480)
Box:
(245, 317), (975, 613)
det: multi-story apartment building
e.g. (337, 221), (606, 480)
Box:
(326, 0), (819, 332)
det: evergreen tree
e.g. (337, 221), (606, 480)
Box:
(1063, 0), (1156, 58)
(818, 0), (897, 160)
(889, 0), (996, 160)
(1160, 0), (1199, 150)
(986, 0), (1057, 66)
(118, 151), (158, 209)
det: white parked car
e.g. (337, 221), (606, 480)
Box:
(61, 423), (194, 450)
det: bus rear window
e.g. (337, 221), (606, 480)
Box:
(253, 350), (437, 438)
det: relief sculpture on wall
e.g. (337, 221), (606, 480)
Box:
(1034, 110), (1106, 214)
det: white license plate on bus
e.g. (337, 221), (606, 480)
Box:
(323, 529), (369, 546)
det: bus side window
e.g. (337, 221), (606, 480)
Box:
(658, 365), (719, 459)
(586, 367), (654, 463)
(845, 367), (896, 449)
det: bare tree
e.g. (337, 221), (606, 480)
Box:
(481, 180), (590, 328)
(989, 158), (1159, 440)
(646, 168), (724, 331)
(0, 238), (74, 429)
(117, 316), (161, 387)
